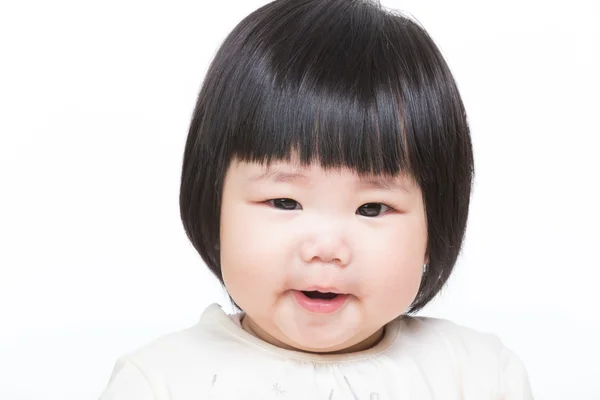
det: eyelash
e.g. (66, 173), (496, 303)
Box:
(265, 198), (396, 217)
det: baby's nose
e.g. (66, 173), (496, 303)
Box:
(300, 231), (351, 266)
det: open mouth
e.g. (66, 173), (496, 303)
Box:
(293, 290), (349, 313)
(301, 291), (339, 300)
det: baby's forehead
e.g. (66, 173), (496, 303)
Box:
(232, 158), (417, 190)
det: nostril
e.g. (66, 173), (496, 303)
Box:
(300, 237), (351, 266)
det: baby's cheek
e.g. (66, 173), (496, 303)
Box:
(358, 237), (423, 313)
(221, 218), (288, 297)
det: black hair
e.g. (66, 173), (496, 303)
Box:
(180, 0), (474, 313)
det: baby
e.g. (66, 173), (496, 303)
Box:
(99, 0), (534, 398)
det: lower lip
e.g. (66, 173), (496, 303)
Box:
(291, 290), (349, 314)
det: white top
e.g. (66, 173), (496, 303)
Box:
(98, 303), (533, 399)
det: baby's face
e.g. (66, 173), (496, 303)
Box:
(219, 158), (428, 353)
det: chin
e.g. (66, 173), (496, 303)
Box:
(276, 314), (361, 352)
(286, 330), (354, 353)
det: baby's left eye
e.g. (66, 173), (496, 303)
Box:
(356, 203), (391, 217)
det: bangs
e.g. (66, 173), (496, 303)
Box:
(206, 0), (462, 182)
(231, 68), (409, 177)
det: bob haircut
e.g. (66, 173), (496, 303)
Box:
(180, 0), (474, 314)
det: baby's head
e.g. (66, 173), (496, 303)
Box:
(180, 0), (473, 353)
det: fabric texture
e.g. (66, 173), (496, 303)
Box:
(98, 303), (533, 400)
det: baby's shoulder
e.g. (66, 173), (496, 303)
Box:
(398, 315), (507, 354)
(384, 315), (532, 396)
(122, 326), (212, 370)
(100, 308), (237, 398)
(388, 315), (511, 373)
(399, 315), (503, 349)
(116, 312), (226, 378)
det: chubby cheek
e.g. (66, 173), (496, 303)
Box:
(359, 218), (427, 315)
(219, 201), (290, 305)
(368, 258), (423, 315)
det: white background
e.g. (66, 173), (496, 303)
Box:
(1, 0), (599, 399)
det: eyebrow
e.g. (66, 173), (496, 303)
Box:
(249, 169), (410, 192)
(250, 170), (309, 184)
(358, 177), (410, 192)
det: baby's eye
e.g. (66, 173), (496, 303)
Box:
(356, 203), (391, 217)
(268, 198), (302, 210)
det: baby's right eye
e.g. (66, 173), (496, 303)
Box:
(267, 198), (302, 210)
